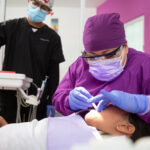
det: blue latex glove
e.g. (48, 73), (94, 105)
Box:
(47, 105), (55, 117)
(69, 87), (93, 111)
(90, 89), (149, 114)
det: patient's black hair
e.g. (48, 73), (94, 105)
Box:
(128, 113), (150, 142)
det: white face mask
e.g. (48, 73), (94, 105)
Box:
(88, 48), (126, 82)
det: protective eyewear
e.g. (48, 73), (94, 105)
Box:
(31, 0), (52, 13)
(82, 46), (122, 60)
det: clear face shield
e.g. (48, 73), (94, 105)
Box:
(29, 0), (52, 14)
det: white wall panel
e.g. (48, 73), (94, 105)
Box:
(125, 16), (144, 52)
(0, 0), (6, 70)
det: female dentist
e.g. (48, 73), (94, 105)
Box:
(52, 13), (150, 124)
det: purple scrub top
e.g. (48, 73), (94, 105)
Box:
(52, 48), (150, 123)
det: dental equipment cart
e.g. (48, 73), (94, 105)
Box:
(0, 72), (47, 123)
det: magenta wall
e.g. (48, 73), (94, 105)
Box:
(97, 0), (150, 53)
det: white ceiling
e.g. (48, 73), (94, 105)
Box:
(6, 0), (106, 8)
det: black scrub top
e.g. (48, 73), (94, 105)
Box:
(0, 17), (65, 104)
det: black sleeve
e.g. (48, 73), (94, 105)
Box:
(0, 21), (7, 47)
(41, 62), (59, 105)
(50, 34), (65, 63)
(0, 19), (19, 48)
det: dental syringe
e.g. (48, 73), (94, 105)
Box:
(92, 103), (97, 110)
(37, 76), (49, 101)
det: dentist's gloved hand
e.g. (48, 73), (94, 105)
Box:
(69, 87), (93, 111)
(90, 89), (149, 114)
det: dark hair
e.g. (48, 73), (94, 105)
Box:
(128, 113), (150, 142)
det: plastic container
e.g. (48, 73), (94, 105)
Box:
(0, 73), (33, 90)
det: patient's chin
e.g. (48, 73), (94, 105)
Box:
(84, 110), (101, 126)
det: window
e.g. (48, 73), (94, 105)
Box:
(124, 16), (144, 52)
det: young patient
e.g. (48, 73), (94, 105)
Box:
(85, 105), (150, 142)
(0, 106), (150, 150)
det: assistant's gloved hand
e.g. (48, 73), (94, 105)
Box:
(90, 89), (149, 114)
(69, 87), (93, 111)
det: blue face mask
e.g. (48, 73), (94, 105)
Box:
(27, 4), (47, 23)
